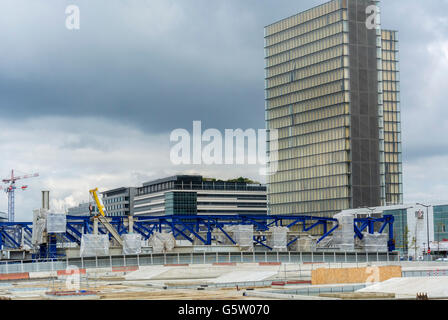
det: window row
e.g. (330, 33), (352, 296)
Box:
(382, 81), (399, 92)
(385, 173), (402, 184)
(381, 40), (398, 51)
(265, 33), (345, 68)
(269, 187), (350, 205)
(381, 30), (398, 41)
(269, 198), (350, 215)
(383, 111), (400, 123)
(384, 102), (400, 112)
(384, 153), (401, 163)
(382, 61), (399, 72)
(383, 163), (402, 174)
(294, 104), (348, 126)
(266, 56), (345, 89)
(382, 71), (399, 82)
(267, 93), (347, 122)
(384, 122), (400, 133)
(269, 173), (349, 194)
(266, 21), (344, 57)
(384, 142), (401, 153)
(266, 68), (345, 99)
(103, 196), (126, 204)
(269, 102), (348, 130)
(265, 44), (344, 78)
(107, 212), (126, 217)
(381, 50), (398, 62)
(265, 10), (343, 47)
(265, 0), (341, 36)
(275, 149), (349, 172)
(275, 115), (349, 139)
(385, 183), (402, 195)
(276, 138), (348, 161)
(383, 92), (399, 102)
(277, 127), (347, 149)
(270, 162), (349, 183)
(384, 132), (401, 143)
(267, 81), (348, 109)
(107, 204), (125, 210)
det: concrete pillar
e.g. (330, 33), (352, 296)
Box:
(93, 218), (98, 235)
(128, 216), (134, 233)
(42, 191), (50, 210)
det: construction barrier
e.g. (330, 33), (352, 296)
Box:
(311, 265), (402, 285)
(0, 272), (29, 281)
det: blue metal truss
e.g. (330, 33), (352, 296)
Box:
(354, 215), (395, 251)
(0, 222), (33, 250)
(0, 214), (396, 253)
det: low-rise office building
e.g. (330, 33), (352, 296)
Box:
(102, 187), (137, 217)
(133, 175), (267, 217)
(67, 202), (98, 216)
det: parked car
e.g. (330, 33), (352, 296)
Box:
(436, 258), (448, 262)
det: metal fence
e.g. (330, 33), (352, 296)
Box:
(0, 251), (399, 274)
(403, 269), (448, 277)
(266, 283), (368, 296)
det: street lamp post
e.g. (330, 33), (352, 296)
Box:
(417, 203), (431, 259)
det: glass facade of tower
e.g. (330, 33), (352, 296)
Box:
(433, 205), (448, 241)
(265, 0), (402, 217)
(381, 30), (403, 205)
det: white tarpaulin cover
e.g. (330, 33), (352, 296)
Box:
(149, 232), (176, 253)
(295, 235), (317, 252)
(268, 226), (288, 251)
(333, 212), (355, 251)
(46, 213), (66, 234)
(233, 225), (254, 251)
(32, 209), (47, 245)
(358, 232), (388, 252)
(80, 234), (110, 257)
(122, 233), (142, 255)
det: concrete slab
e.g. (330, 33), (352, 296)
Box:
(212, 271), (278, 283)
(124, 266), (169, 280)
(358, 277), (448, 298)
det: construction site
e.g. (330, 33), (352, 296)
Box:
(0, 183), (446, 301)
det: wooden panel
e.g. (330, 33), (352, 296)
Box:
(311, 265), (401, 285)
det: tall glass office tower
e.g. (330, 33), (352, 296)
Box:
(265, 0), (402, 218)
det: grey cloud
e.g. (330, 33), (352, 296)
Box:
(0, 0), (323, 133)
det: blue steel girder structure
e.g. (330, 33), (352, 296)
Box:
(354, 215), (395, 251)
(0, 222), (33, 249)
(0, 214), (396, 252)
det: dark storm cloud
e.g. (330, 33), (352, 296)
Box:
(0, 0), (320, 133)
(2, 0), (448, 160)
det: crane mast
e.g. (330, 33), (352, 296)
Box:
(2, 170), (39, 222)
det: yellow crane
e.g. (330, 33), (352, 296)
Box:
(89, 187), (106, 217)
(89, 188), (123, 246)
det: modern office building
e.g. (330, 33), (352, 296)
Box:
(102, 187), (137, 217)
(133, 175), (267, 216)
(66, 202), (98, 216)
(264, 0), (402, 217)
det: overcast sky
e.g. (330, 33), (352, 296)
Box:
(1, 0), (448, 221)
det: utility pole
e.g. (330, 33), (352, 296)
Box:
(417, 203), (431, 260)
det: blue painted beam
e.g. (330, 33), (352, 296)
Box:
(253, 236), (271, 250)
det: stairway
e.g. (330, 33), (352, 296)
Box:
(97, 215), (123, 246)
